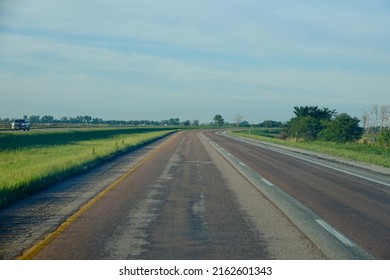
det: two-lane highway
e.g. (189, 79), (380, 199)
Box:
(2, 130), (325, 260)
(1, 130), (387, 259)
(25, 130), (326, 259)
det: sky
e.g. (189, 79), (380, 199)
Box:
(0, 0), (389, 124)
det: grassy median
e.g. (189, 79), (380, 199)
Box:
(0, 127), (176, 209)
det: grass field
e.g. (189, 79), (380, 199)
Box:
(232, 129), (390, 168)
(0, 127), (176, 209)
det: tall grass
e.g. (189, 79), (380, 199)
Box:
(0, 128), (175, 208)
(232, 130), (390, 168)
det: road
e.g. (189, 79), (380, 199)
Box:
(204, 131), (389, 259)
(0, 130), (388, 259)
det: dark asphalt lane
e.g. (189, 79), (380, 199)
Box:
(205, 131), (390, 259)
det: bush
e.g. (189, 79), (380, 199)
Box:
(288, 116), (323, 140)
(318, 113), (363, 143)
(378, 129), (390, 147)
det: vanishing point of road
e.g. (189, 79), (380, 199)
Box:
(0, 130), (389, 259)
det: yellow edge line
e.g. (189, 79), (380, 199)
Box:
(16, 148), (159, 260)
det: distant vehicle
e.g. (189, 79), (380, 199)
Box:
(12, 119), (30, 131)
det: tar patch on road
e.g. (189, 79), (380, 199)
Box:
(140, 132), (269, 260)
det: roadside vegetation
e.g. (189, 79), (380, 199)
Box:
(232, 129), (390, 168)
(231, 105), (390, 168)
(0, 127), (176, 209)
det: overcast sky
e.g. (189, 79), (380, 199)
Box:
(1, 0), (389, 123)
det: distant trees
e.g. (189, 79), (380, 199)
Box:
(380, 105), (390, 131)
(361, 104), (390, 133)
(29, 115), (41, 123)
(259, 120), (283, 128)
(0, 115), (202, 127)
(233, 114), (244, 128)
(165, 118), (180, 126)
(213, 114), (225, 127)
(283, 106), (363, 143)
(182, 120), (191, 126)
(161, 118), (199, 126)
(41, 115), (54, 123)
(27, 115), (95, 124)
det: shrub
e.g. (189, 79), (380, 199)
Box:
(378, 129), (390, 147)
(318, 113), (363, 143)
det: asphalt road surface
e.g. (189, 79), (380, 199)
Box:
(205, 131), (389, 259)
(0, 130), (388, 260)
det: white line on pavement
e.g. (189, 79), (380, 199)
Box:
(261, 178), (274, 186)
(316, 219), (354, 247)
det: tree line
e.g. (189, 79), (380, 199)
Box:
(281, 105), (389, 146)
(213, 105), (389, 146)
(3, 105), (389, 146)
(281, 106), (363, 143)
(213, 107), (365, 143)
(361, 105), (390, 133)
(0, 115), (201, 127)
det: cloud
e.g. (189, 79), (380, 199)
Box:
(1, 0), (389, 122)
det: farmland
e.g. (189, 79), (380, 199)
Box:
(0, 127), (176, 209)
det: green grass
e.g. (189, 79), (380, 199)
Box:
(0, 127), (176, 208)
(232, 129), (390, 168)
(242, 128), (281, 138)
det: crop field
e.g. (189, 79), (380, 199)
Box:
(232, 129), (390, 168)
(0, 127), (176, 209)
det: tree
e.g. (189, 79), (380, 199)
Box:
(213, 114), (224, 127)
(29, 115), (40, 123)
(182, 120), (191, 126)
(289, 116), (322, 140)
(286, 106), (336, 140)
(168, 118), (180, 126)
(233, 114), (244, 128)
(83, 115), (92, 123)
(241, 120), (250, 126)
(259, 120), (283, 128)
(361, 106), (371, 133)
(319, 113), (363, 143)
(293, 106), (336, 120)
(41, 115), (54, 123)
(61, 116), (69, 123)
(371, 105), (379, 132)
(380, 105), (390, 131)
(92, 117), (103, 124)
